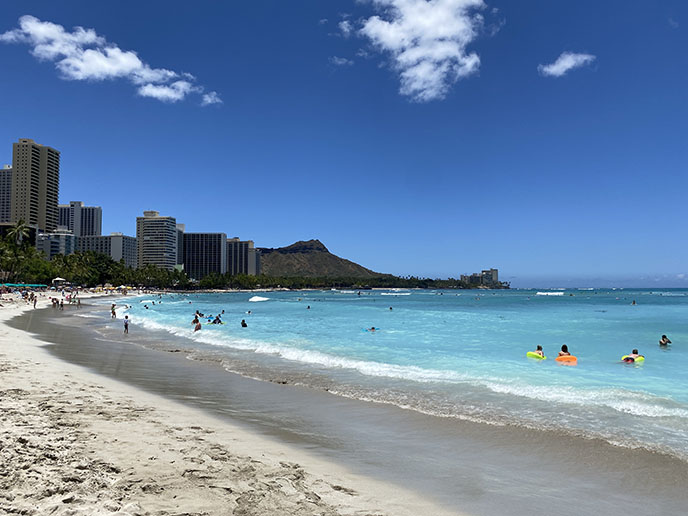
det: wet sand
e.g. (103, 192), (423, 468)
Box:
(1, 297), (455, 516)
(5, 299), (688, 515)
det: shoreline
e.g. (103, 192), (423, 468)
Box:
(0, 296), (458, 515)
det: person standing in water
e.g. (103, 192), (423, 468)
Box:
(123, 315), (129, 334)
(241, 319), (248, 327)
(659, 335), (672, 346)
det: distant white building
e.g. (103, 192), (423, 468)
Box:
(78, 233), (138, 268)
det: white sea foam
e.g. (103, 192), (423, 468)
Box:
(482, 381), (688, 419)
(536, 292), (564, 296)
(129, 313), (688, 423)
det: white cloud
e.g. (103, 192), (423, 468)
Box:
(538, 51), (596, 77)
(339, 20), (353, 37)
(0, 15), (219, 105)
(137, 80), (198, 102)
(359, 0), (486, 102)
(201, 91), (223, 106)
(329, 56), (354, 66)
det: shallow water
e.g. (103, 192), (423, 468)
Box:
(115, 288), (688, 461)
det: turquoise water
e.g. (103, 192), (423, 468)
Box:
(120, 289), (688, 460)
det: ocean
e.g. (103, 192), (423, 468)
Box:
(115, 288), (688, 462)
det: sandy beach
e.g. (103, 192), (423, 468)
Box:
(0, 294), (456, 516)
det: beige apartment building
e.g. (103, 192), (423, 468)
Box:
(10, 138), (60, 232)
(136, 210), (179, 271)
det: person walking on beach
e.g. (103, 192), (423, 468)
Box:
(59, 300), (64, 311)
(659, 335), (672, 346)
(33, 297), (37, 309)
(123, 315), (129, 334)
(111, 304), (117, 318)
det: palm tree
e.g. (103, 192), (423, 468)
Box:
(7, 219), (30, 248)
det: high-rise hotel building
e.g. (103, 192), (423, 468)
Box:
(227, 238), (260, 276)
(10, 138), (60, 232)
(136, 211), (179, 270)
(0, 165), (12, 223)
(58, 201), (102, 236)
(183, 232), (227, 280)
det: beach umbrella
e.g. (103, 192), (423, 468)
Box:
(52, 277), (66, 283)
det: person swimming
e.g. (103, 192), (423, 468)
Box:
(623, 348), (644, 363)
(368, 327), (377, 332)
(558, 344), (570, 357)
(532, 345), (544, 357)
(659, 335), (672, 346)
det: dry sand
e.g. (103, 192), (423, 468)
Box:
(0, 293), (459, 516)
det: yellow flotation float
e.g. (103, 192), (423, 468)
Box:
(621, 355), (644, 363)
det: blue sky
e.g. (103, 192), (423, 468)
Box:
(1, 1), (687, 286)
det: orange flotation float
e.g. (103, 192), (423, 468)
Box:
(555, 355), (578, 365)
